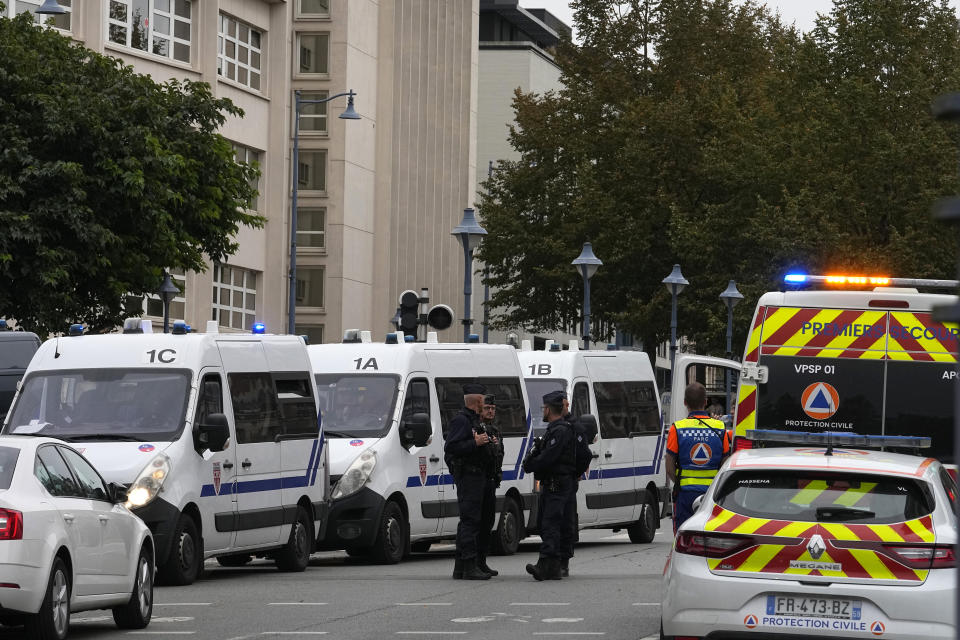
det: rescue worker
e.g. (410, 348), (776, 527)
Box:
(664, 382), (730, 532)
(476, 394), (505, 576)
(522, 390), (577, 581)
(444, 382), (496, 580)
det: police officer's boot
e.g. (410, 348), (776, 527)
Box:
(477, 555), (498, 577)
(525, 556), (550, 581)
(560, 557), (569, 578)
(452, 558), (463, 580)
(545, 557), (563, 580)
(461, 558), (491, 580)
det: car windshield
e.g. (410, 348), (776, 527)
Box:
(5, 369), (191, 442)
(0, 447), (19, 490)
(314, 374), (399, 438)
(715, 470), (933, 525)
(524, 378), (566, 409)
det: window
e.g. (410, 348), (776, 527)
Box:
(314, 374), (399, 438)
(5, 0), (72, 30)
(295, 324), (324, 345)
(572, 382), (591, 418)
(192, 374), (223, 451)
(297, 207), (325, 249)
(108, 0), (192, 63)
(275, 375), (319, 439)
(0, 447), (19, 491)
(227, 373), (282, 444)
(593, 380), (660, 438)
(297, 151), (326, 191)
(35, 446), (81, 498)
(59, 447), (109, 502)
(297, 33), (329, 74)
(402, 379), (431, 423)
(435, 378), (527, 437)
(212, 264), (258, 330)
(298, 91), (328, 133)
(125, 268), (186, 321)
(218, 14), (262, 90)
(295, 267), (324, 308)
(298, 0), (329, 16)
(232, 144), (261, 210)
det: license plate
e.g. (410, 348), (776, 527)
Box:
(766, 595), (861, 620)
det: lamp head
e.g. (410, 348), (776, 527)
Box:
(662, 264), (689, 295)
(338, 91), (361, 120)
(719, 279), (744, 308)
(572, 242), (603, 280)
(451, 208), (487, 251)
(159, 271), (179, 304)
(36, 0), (66, 14)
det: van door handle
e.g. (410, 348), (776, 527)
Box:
(591, 453), (600, 459)
(241, 459), (252, 468)
(62, 513), (74, 524)
(429, 456), (440, 463)
(223, 461), (234, 469)
(604, 452), (613, 458)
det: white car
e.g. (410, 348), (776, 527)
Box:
(662, 434), (957, 640)
(0, 436), (154, 640)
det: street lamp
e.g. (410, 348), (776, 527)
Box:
(719, 280), (743, 412)
(35, 0), (66, 14)
(572, 242), (602, 350)
(158, 270), (179, 334)
(451, 208), (487, 342)
(662, 264), (689, 379)
(288, 89), (360, 335)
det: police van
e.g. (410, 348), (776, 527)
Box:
(308, 332), (533, 563)
(519, 342), (668, 542)
(733, 273), (959, 466)
(2, 320), (327, 585)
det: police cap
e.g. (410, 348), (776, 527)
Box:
(483, 394), (496, 406)
(462, 382), (486, 396)
(542, 390), (567, 405)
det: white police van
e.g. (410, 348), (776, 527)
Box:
(308, 332), (533, 563)
(2, 320), (327, 586)
(519, 342), (666, 542)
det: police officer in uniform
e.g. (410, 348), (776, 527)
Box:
(444, 383), (497, 580)
(664, 382), (730, 532)
(522, 390), (577, 580)
(476, 394), (505, 576)
(560, 396), (595, 577)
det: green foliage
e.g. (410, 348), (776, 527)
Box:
(0, 12), (262, 334)
(477, 0), (960, 357)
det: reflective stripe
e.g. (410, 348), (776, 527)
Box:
(682, 469), (719, 478)
(679, 477), (715, 487)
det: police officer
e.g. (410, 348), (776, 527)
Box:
(559, 397), (596, 577)
(476, 394), (505, 576)
(444, 382), (497, 580)
(522, 390), (577, 581)
(664, 382), (730, 532)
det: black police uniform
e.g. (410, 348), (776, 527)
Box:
(559, 412), (594, 576)
(443, 383), (497, 580)
(477, 395), (505, 574)
(522, 391), (577, 580)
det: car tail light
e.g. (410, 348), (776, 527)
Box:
(834, 540), (957, 569)
(734, 436), (752, 451)
(0, 509), (23, 540)
(0, 583), (20, 589)
(947, 467), (958, 481)
(675, 532), (755, 558)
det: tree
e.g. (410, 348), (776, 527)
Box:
(477, 0), (960, 358)
(0, 11), (261, 334)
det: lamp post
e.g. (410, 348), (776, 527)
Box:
(35, 0), (66, 13)
(572, 242), (602, 350)
(288, 89), (360, 335)
(159, 270), (179, 334)
(719, 280), (743, 412)
(662, 264), (689, 380)
(451, 208), (487, 342)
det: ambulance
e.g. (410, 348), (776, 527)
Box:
(308, 332), (533, 563)
(733, 273), (959, 465)
(2, 320), (328, 586)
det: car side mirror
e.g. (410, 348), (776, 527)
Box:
(196, 412), (230, 452)
(692, 494), (704, 513)
(400, 413), (431, 448)
(109, 482), (128, 504)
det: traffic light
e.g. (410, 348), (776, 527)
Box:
(398, 290), (419, 337)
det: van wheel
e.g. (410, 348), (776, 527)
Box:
(491, 496), (521, 555)
(276, 506), (313, 572)
(113, 546), (153, 629)
(158, 515), (202, 585)
(370, 501), (406, 564)
(410, 541), (432, 553)
(216, 554), (252, 567)
(25, 556), (70, 640)
(628, 495), (658, 544)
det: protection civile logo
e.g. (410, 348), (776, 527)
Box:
(690, 442), (713, 466)
(801, 382), (840, 420)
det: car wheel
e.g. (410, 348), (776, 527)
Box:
(157, 514), (202, 585)
(370, 501), (406, 564)
(491, 496), (521, 555)
(628, 495), (658, 544)
(216, 554), (253, 567)
(25, 556), (70, 640)
(113, 546), (153, 629)
(276, 506), (313, 572)
(410, 540), (432, 553)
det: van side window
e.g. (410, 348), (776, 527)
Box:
(228, 372), (282, 444)
(572, 382), (591, 417)
(194, 375), (223, 426)
(435, 377), (528, 438)
(402, 379), (431, 423)
(275, 374), (318, 438)
(593, 381), (660, 438)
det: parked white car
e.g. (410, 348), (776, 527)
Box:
(0, 436), (153, 640)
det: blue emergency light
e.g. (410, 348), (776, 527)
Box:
(251, 322), (266, 334)
(784, 273), (808, 284)
(783, 273), (958, 289)
(68, 323), (84, 336)
(745, 429), (931, 456)
(172, 320), (189, 335)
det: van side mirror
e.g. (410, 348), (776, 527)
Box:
(109, 482), (128, 504)
(196, 413), (230, 452)
(400, 413), (431, 448)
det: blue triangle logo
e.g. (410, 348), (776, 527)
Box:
(810, 389), (831, 410)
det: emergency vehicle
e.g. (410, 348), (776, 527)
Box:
(308, 332), (533, 563)
(733, 274), (959, 465)
(662, 431), (958, 640)
(1, 320), (328, 586)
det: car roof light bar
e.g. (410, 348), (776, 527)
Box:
(784, 274), (958, 289)
(745, 429), (931, 456)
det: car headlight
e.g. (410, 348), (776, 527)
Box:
(125, 453), (171, 509)
(333, 450), (376, 500)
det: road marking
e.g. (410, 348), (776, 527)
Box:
(509, 603), (570, 606)
(261, 634), (329, 636)
(532, 634), (605, 636)
(396, 633), (467, 636)
(638, 636), (659, 640)
(632, 603), (659, 606)
(155, 603), (212, 606)
(129, 632), (196, 635)
(395, 602), (453, 606)
(267, 603), (328, 606)
(542, 618), (585, 623)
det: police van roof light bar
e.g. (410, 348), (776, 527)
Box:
(745, 429), (931, 456)
(784, 274), (958, 289)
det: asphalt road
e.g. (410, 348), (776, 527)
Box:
(1, 520), (673, 640)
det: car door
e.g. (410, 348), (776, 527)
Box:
(401, 376), (442, 536)
(34, 445), (103, 595)
(58, 445), (133, 594)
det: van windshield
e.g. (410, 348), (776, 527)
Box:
(0, 339), (39, 370)
(315, 374), (399, 438)
(5, 369), (191, 442)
